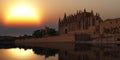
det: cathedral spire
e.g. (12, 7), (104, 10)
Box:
(59, 17), (61, 22)
(58, 17), (61, 25)
(97, 13), (101, 19)
(84, 8), (86, 12)
(91, 10), (93, 15)
(64, 13), (67, 19)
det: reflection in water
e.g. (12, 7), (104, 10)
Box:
(7, 48), (34, 58)
(0, 43), (120, 60)
(58, 43), (120, 60)
(0, 48), (58, 60)
(31, 43), (120, 60)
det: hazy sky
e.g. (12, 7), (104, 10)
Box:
(0, 0), (120, 35)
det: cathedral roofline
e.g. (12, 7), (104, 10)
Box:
(60, 9), (102, 22)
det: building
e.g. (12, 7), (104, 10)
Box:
(100, 18), (120, 34)
(58, 9), (120, 42)
(58, 9), (102, 35)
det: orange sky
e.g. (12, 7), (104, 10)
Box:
(0, 0), (120, 35)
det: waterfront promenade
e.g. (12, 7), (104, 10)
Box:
(15, 34), (75, 50)
(15, 34), (120, 50)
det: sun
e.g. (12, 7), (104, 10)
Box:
(4, 4), (41, 27)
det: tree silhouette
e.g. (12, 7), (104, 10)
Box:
(32, 30), (45, 38)
(48, 28), (57, 36)
(32, 27), (57, 38)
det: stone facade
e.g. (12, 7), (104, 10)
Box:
(58, 9), (102, 35)
(100, 18), (120, 34)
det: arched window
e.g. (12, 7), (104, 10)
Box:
(65, 29), (68, 34)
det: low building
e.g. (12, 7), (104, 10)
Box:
(100, 18), (120, 34)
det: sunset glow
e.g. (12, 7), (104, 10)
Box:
(8, 48), (34, 58)
(1, 0), (120, 35)
(4, 4), (41, 27)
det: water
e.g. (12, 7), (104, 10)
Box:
(0, 43), (120, 60)
(0, 48), (58, 60)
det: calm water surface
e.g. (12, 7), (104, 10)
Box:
(0, 43), (120, 60)
(0, 48), (58, 60)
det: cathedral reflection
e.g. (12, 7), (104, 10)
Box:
(31, 43), (120, 60)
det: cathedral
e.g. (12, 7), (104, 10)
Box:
(58, 9), (103, 35)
